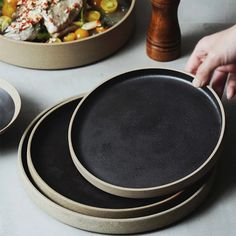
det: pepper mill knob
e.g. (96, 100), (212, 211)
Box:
(146, 0), (181, 62)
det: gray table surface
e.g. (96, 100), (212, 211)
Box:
(1, 1), (236, 235)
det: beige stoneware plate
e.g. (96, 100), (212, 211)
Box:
(0, 0), (135, 69)
(0, 78), (21, 134)
(27, 96), (185, 219)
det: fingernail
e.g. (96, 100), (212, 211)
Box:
(227, 89), (234, 100)
(192, 78), (203, 88)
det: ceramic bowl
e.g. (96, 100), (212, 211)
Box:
(0, 0), (135, 69)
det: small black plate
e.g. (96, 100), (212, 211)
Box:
(0, 88), (15, 130)
(0, 79), (21, 134)
(69, 69), (224, 198)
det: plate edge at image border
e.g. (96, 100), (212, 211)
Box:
(18, 124), (215, 234)
(0, 78), (21, 134)
(68, 68), (225, 198)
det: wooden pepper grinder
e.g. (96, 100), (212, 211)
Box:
(147, 0), (181, 62)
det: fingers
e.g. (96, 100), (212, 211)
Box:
(185, 49), (207, 75)
(193, 52), (221, 88)
(185, 52), (204, 75)
(185, 36), (210, 74)
(217, 64), (236, 73)
(226, 73), (236, 99)
(211, 70), (228, 98)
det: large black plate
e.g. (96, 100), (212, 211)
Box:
(69, 69), (225, 198)
(18, 101), (215, 233)
(27, 97), (187, 218)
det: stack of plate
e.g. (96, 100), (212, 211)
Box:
(18, 68), (225, 234)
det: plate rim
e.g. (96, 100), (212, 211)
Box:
(68, 68), (225, 198)
(0, 78), (21, 134)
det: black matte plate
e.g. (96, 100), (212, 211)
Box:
(19, 104), (215, 233)
(0, 88), (15, 130)
(29, 97), (183, 215)
(70, 69), (223, 190)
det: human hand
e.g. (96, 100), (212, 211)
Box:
(185, 25), (236, 99)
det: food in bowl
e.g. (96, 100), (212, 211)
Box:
(0, 0), (131, 43)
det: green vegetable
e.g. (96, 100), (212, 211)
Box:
(0, 0), (3, 16)
(0, 16), (12, 33)
(73, 20), (84, 27)
(34, 25), (50, 42)
(35, 32), (50, 42)
(79, 7), (85, 23)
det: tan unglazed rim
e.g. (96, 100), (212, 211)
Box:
(68, 68), (226, 199)
(0, 78), (21, 134)
(26, 95), (183, 219)
(18, 124), (215, 235)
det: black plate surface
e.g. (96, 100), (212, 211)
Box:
(71, 69), (222, 188)
(30, 98), (177, 209)
(20, 107), (214, 232)
(0, 88), (15, 130)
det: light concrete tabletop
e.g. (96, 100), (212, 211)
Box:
(1, 1), (236, 235)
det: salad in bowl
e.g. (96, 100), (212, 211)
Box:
(0, 0), (131, 43)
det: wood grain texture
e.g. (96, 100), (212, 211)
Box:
(147, 0), (181, 62)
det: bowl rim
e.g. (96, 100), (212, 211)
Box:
(0, 78), (21, 134)
(0, 0), (136, 46)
